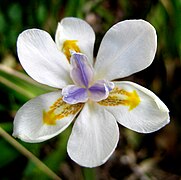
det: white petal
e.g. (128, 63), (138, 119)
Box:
(99, 81), (169, 133)
(55, 17), (95, 64)
(67, 102), (119, 167)
(13, 91), (83, 143)
(94, 20), (157, 80)
(17, 29), (72, 88)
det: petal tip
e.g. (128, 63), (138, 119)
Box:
(12, 131), (29, 142)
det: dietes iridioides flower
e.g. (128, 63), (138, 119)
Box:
(13, 17), (170, 167)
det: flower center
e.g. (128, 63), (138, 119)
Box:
(62, 40), (80, 60)
(62, 53), (114, 104)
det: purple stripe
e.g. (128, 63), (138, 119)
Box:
(70, 53), (94, 88)
(74, 53), (89, 87)
(89, 84), (106, 93)
(62, 85), (88, 104)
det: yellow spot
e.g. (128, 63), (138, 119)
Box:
(43, 98), (83, 125)
(98, 87), (141, 111)
(62, 40), (81, 60)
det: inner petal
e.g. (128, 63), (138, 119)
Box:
(70, 53), (94, 88)
(89, 80), (114, 102)
(62, 85), (88, 104)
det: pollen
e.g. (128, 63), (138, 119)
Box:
(62, 40), (81, 60)
(43, 97), (83, 125)
(98, 87), (141, 111)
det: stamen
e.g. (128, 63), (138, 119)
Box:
(98, 87), (141, 111)
(62, 40), (80, 60)
(43, 97), (83, 125)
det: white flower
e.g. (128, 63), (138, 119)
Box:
(13, 17), (170, 167)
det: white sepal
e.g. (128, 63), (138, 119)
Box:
(13, 91), (81, 143)
(95, 20), (157, 80)
(67, 102), (119, 167)
(55, 17), (95, 65)
(101, 81), (169, 133)
(17, 29), (72, 88)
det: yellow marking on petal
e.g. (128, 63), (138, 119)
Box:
(98, 87), (141, 111)
(43, 98), (83, 125)
(62, 40), (81, 61)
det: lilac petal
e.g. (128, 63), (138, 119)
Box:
(62, 85), (88, 104)
(89, 80), (114, 102)
(70, 53), (94, 88)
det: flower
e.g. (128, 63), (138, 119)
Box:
(13, 17), (170, 167)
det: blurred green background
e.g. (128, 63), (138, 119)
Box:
(0, 0), (180, 179)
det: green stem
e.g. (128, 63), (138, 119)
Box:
(0, 64), (34, 84)
(0, 127), (61, 180)
(0, 76), (35, 98)
(0, 64), (55, 91)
